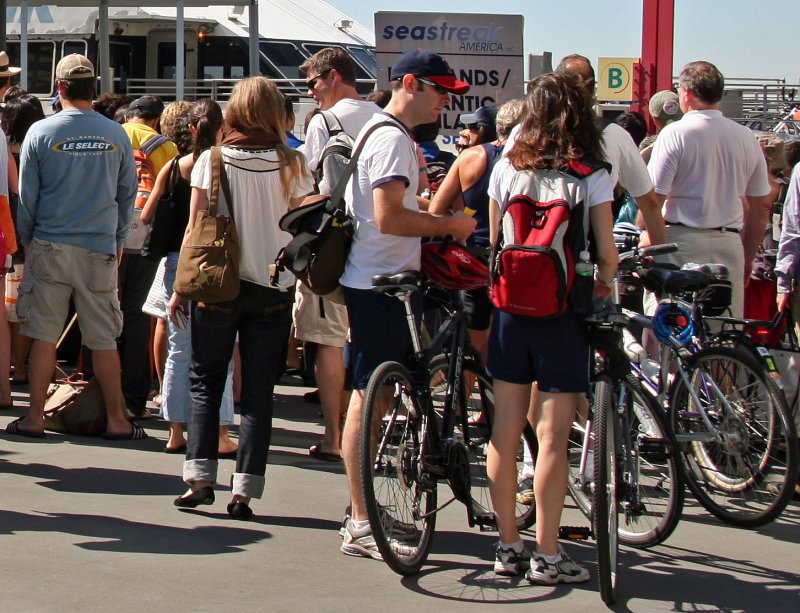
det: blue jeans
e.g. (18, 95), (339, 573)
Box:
(182, 280), (292, 499)
(161, 252), (235, 425)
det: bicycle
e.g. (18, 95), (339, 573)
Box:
(557, 243), (685, 605)
(358, 269), (537, 576)
(623, 262), (799, 528)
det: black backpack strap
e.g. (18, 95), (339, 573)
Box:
(140, 133), (170, 155)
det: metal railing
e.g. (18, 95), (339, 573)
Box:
(121, 77), (378, 101)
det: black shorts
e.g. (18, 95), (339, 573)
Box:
(487, 310), (590, 392)
(461, 286), (493, 331)
(343, 286), (422, 390)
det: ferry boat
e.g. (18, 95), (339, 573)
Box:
(4, 1), (377, 100)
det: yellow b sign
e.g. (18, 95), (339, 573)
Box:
(598, 57), (638, 102)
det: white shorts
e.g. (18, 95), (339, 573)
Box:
(292, 282), (348, 347)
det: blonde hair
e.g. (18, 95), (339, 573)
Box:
(225, 76), (309, 199)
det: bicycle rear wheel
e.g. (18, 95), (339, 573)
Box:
(428, 355), (537, 531)
(670, 347), (799, 527)
(360, 361), (437, 575)
(593, 377), (619, 606)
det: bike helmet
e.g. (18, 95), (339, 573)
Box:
(652, 301), (695, 347)
(421, 240), (488, 290)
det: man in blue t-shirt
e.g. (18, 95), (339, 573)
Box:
(8, 54), (145, 441)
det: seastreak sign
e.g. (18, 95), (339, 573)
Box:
(382, 22), (505, 52)
(52, 138), (117, 153)
(375, 12), (524, 146)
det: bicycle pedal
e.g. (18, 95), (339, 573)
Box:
(638, 437), (668, 462)
(473, 512), (498, 532)
(559, 525), (592, 540)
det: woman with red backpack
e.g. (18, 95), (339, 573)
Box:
(485, 72), (617, 585)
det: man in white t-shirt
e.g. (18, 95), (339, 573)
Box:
(295, 48), (381, 463)
(648, 60), (772, 315)
(338, 50), (476, 560)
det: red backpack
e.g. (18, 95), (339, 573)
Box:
(489, 157), (610, 317)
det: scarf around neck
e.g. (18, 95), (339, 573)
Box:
(221, 128), (282, 149)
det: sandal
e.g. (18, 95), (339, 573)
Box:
(6, 417), (46, 438)
(103, 423), (148, 440)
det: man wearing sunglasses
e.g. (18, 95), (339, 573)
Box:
(296, 48), (383, 464)
(338, 50), (476, 560)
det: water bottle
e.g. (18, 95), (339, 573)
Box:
(575, 250), (594, 277)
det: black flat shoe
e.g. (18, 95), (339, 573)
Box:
(227, 501), (253, 520)
(174, 486), (215, 508)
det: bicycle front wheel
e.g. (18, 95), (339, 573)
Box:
(360, 361), (437, 575)
(670, 347), (799, 527)
(593, 377), (619, 606)
(428, 355), (537, 531)
(617, 374), (684, 548)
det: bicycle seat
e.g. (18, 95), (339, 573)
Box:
(638, 266), (713, 295)
(371, 270), (423, 295)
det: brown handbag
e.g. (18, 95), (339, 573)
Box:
(174, 146), (240, 303)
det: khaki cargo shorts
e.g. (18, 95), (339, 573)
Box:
(292, 281), (349, 347)
(18, 239), (123, 350)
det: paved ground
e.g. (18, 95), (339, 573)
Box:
(1, 377), (798, 612)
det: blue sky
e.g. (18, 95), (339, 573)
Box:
(328, 0), (799, 83)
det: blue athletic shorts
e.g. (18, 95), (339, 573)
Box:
(487, 310), (590, 392)
(343, 286), (422, 390)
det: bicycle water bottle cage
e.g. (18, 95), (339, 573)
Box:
(653, 301), (694, 347)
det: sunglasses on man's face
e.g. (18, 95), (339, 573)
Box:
(465, 123), (480, 130)
(306, 69), (332, 90)
(417, 77), (450, 96)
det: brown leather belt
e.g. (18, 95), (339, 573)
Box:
(667, 222), (740, 234)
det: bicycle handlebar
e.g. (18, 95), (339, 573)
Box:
(617, 242), (679, 272)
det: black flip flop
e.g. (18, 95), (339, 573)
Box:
(6, 417), (46, 438)
(104, 423), (148, 441)
(164, 444), (187, 454)
(309, 442), (341, 462)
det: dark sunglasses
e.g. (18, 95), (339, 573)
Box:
(306, 69), (332, 90)
(417, 77), (449, 96)
(465, 123), (480, 130)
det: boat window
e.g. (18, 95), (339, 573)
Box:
(62, 40), (87, 57)
(258, 42), (305, 79)
(6, 41), (56, 95)
(301, 43), (371, 82)
(198, 38), (248, 80)
(348, 46), (376, 77)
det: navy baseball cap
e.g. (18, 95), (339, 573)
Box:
(389, 50), (470, 95)
(458, 106), (498, 140)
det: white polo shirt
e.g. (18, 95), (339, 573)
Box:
(648, 109), (770, 229)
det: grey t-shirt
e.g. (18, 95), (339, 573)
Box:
(19, 109), (137, 255)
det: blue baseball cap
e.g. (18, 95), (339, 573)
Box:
(458, 106), (498, 140)
(389, 50), (470, 95)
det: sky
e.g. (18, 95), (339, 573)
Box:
(328, 0), (799, 84)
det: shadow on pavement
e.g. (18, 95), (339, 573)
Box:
(0, 509), (270, 554)
(397, 526), (800, 610)
(0, 459), (179, 495)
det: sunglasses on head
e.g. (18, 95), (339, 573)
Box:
(417, 77), (449, 96)
(306, 68), (332, 90)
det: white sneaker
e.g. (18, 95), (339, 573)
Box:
(526, 550), (590, 585)
(340, 520), (383, 561)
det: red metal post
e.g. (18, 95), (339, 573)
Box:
(636, 0), (674, 132)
